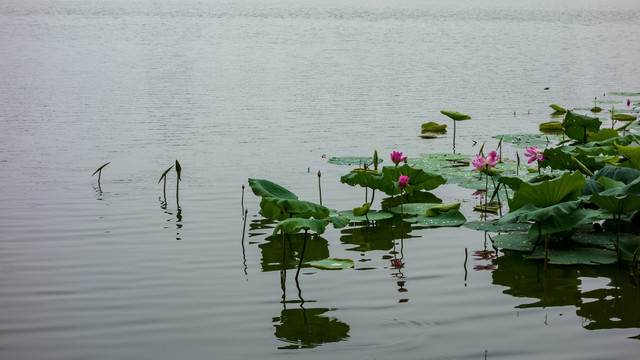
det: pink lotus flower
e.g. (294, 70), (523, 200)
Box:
(472, 152), (499, 172)
(524, 147), (546, 164)
(628, 99), (631, 106)
(390, 151), (407, 165)
(398, 175), (410, 189)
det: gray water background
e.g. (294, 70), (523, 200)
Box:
(1, 0), (640, 358)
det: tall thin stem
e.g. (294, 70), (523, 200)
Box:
(317, 170), (322, 206)
(295, 230), (308, 280)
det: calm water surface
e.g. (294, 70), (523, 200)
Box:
(1, 0), (640, 358)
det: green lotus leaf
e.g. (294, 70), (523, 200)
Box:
(612, 114), (637, 121)
(328, 156), (381, 166)
(419, 134), (439, 139)
(493, 133), (562, 149)
(353, 203), (371, 217)
(322, 216), (350, 229)
(581, 178), (605, 196)
(249, 178), (298, 200)
(273, 218), (326, 236)
(539, 121), (564, 133)
(607, 92), (640, 96)
(425, 202), (460, 217)
(615, 143), (640, 170)
(381, 191), (442, 210)
(562, 111), (602, 143)
(508, 172), (585, 211)
(403, 209), (466, 228)
(389, 202), (441, 215)
(524, 247), (617, 265)
(497, 176), (524, 191)
(309, 258), (354, 270)
(590, 178), (640, 215)
(597, 177), (625, 190)
(260, 197), (330, 220)
(550, 104), (567, 113)
(421, 122), (447, 132)
(492, 233), (533, 251)
(593, 166), (640, 184)
(587, 128), (619, 142)
(590, 106), (603, 113)
(595, 99), (622, 104)
(92, 162), (110, 176)
(571, 232), (627, 251)
(440, 110), (471, 121)
(525, 207), (602, 243)
(379, 164), (447, 195)
(463, 220), (532, 233)
(336, 210), (393, 222)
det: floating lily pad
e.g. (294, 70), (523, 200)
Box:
(607, 92), (640, 97)
(550, 104), (567, 113)
(464, 220), (532, 233)
(492, 133), (562, 149)
(524, 247), (618, 265)
(336, 210), (393, 222)
(389, 203), (441, 215)
(403, 209), (466, 228)
(492, 233), (534, 251)
(426, 202), (461, 216)
(310, 258), (355, 270)
(328, 157), (381, 166)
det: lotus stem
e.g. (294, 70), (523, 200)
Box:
(175, 160), (182, 208)
(400, 189), (404, 217)
(92, 162), (110, 189)
(464, 247), (468, 282)
(317, 170), (322, 206)
(484, 165), (489, 214)
(241, 184), (245, 214)
(544, 228), (549, 273)
(516, 152), (520, 176)
(295, 230), (308, 280)
(453, 121), (457, 154)
(162, 177), (167, 205)
(241, 208), (248, 275)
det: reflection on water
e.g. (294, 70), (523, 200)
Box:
(258, 233), (329, 272)
(273, 307), (350, 349)
(492, 250), (640, 331)
(273, 269), (350, 349)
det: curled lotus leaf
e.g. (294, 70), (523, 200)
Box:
(260, 197), (330, 220)
(273, 218), (326, 236)
(549, 104), (567, 113)
(440, 110), (471, 121)
(421, 122), (447, 133)
(425, 202), (460, 217)
(508, 172), (585, 211)
(612, 114), (637, 121)
(249, 178), (298, 200)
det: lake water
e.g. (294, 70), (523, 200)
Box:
(1, 0), (640, 358)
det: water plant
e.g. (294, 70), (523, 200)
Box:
(440, 110), (471, 153)
(273, 218), (326, 279)
(175, 160), (182, 207)
(398, 175), (409, 216)
(317, 170), (322, 205)
(158, 164), (174, 206)
(92, 162), (110, 189)
(472, 150), (499, 213)
(524, 146), (547, 174)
